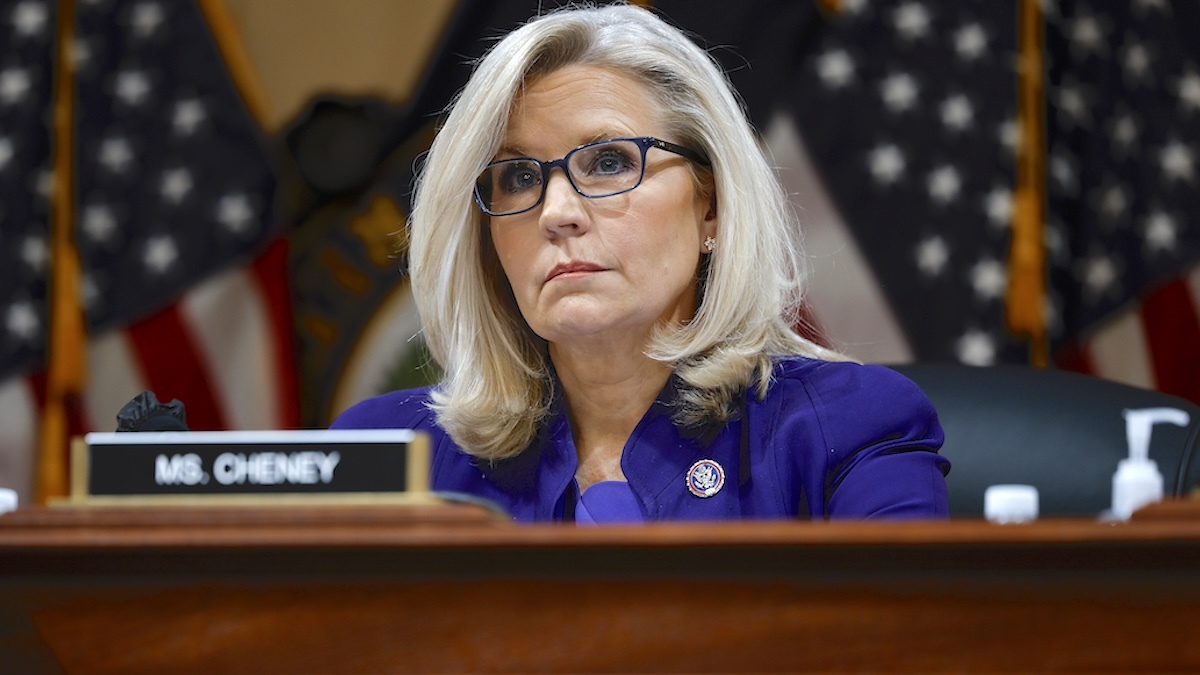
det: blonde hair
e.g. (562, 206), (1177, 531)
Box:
(408, 2), (845, 461)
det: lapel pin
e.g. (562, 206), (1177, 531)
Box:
(686, 459), (725, 498)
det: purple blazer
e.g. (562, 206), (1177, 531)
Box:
(331, 358), (950, 521)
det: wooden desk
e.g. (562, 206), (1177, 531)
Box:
(2, 502), (1199, 673)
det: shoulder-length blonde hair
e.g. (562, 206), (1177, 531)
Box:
(409, 2), (844, 461)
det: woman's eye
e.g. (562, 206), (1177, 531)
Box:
(583, 148), (636, 176)
(501, 164), (540, 193)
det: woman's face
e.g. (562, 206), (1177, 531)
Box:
(487, 64), (715, 350)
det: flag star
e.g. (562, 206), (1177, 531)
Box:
(955, 329), (996, 366)
(130, 2), (166, 38)
(1069, 13), (1106, 58)
(915, 236), (950, 277)
(82, 203), (118, 242)
(98, 137), (134, 174)
(1121, 41), (1152, 84)
(998, 119), (1019, 152)
(114, 70), (151, 106)
(1143, 211), (1179, 254)
(1049, 152), (1078, 194)
(954, 23), (987, 61)
(1159, 139), (1195, 182)
(12, 1), (49, 37)
(1108, 111), (1140, 153)
(1097, 183), (1129, 221)
(35, 168), (53, 199)
(0, 137), (13, 170)
(173, 99), (206, 136)
(1044, 220), (1068, 261)
(216, 193), (255, 234)
(0, 67), (31, 105)
(940, 94), (974, 132)
(984, 186), (1013, 228)
(893, 2), (931, 41)
(817, 49), (855, 89)
(880, 73), (918, 113)
(867, 144), (906, 185)
(143, 235), (179, 274)
(841, 0), (867, 14)
(70, 38), (92, 68)
(6, 302), (40, 341)
(927, 165), (962, 204)
(1177, 69), (1200, 114)
(160, 168), (193, 203)
(1055, 82), (1091, 127)
(1081, 253), (1120, 298)
(1133, 0), (1171, 14)
(970, 258), (1007, 301)
(81, 275), (101, 312)
(21, 236), (48, 271)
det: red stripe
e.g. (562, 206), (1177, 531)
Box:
(250, 238), (300, 428)
(1140, 277), (1200, 406)
(125, 303), (228, 431)
(1053, 337), (1094, 377)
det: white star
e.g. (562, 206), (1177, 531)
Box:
(143, 235), (178, 274)
(130, 2), (165, 38)
(98, 137), (133, 174)
(880, 73), (918, 113)
(1049, 152), (1078, 194)
(6, 302), (39, 341)
(160, 168), (193, 203)
(998, 119), (1019, 152)
(1121, 41), (1152, 84)
(1133, 0), (1171, 15)
(985, 186), (1013, 228)
(1160, 139), (1195, 182)
(173, 99), (206, 136)
(956, 329), (996, 366)
(114, 70), (151, 106)
(927, 165), (961, 204)
(1109, 111), (1140, 154)
(893, 2), (931, 41)
(1081, 253), (1120, 298)
(70, 38), (91, 68)
(0, 137), (13, 170)
(1069, 13), (1106, 58)
(841, 0), (868, 15)
(21, 236), (47, 272)
(954, 23), (987, 61)
(817, 49), (855, 89)
(12, 1), (49, 37)
(1177, 69), (1200, 114)
(0, 67), (31, 105)
(82, 203), (118, 242)
(970, 258), (1007, 301)
(1055, 82), (1091, 127)
(915, 236), (949, 277)
(941, 94), (974, 132)
(35, 169), (53, 199)
(867, 144), (905, 185)
(1096, 183), (1129, 221)
(81, 275), (101, 312)
(1143, 211), (1179, 254)
(216, 193), (255, 234)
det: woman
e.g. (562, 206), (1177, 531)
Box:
(333, 3), (950, 522)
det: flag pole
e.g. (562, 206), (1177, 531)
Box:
(38, 0), (85, 505)
(1008, 0), (1049, 367)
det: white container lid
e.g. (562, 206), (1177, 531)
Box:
(0, 488), (17, 515)
(984, 484), (1038, 524)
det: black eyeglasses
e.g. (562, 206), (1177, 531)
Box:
(474, 136), (711, 216)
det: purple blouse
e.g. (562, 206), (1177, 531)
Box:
(332, 358), (951, 522)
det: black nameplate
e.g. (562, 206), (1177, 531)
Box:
(73, 430), (429, 500)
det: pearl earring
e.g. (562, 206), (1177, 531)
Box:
(704, 235), (716, 252)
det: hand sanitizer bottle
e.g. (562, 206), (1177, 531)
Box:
(1111, 407), (1191, 520)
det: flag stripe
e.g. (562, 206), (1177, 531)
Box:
(83, 330), (149, 432)
(250, 239), (300, 428)
(125, 305), (228, 431)
(1088, 310), (1156, 391)
(0, 378), (38, 499)
(1142, 274), (1200, 403)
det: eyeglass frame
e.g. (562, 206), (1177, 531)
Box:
(473, 136), (712, 217)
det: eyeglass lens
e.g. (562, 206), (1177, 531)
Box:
(476, 139), (645, 216)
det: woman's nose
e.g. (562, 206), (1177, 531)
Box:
(538, 171), (588, 237)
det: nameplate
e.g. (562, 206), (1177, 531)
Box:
(70, 430), (430, 503)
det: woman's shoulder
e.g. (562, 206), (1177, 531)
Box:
(768, 356), (936, 424)
(329, 386), (439, 431)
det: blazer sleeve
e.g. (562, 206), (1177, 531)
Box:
(792, 362), (951, 519)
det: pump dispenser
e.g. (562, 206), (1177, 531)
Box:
(1111, 407), (1191, 520)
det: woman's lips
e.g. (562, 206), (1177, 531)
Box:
(546, 261), (606, 281)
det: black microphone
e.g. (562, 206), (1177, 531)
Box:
(115, 391), (189, 431)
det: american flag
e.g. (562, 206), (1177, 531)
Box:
(0, 0), (297, 503)
(649, 0), (1199, 400)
